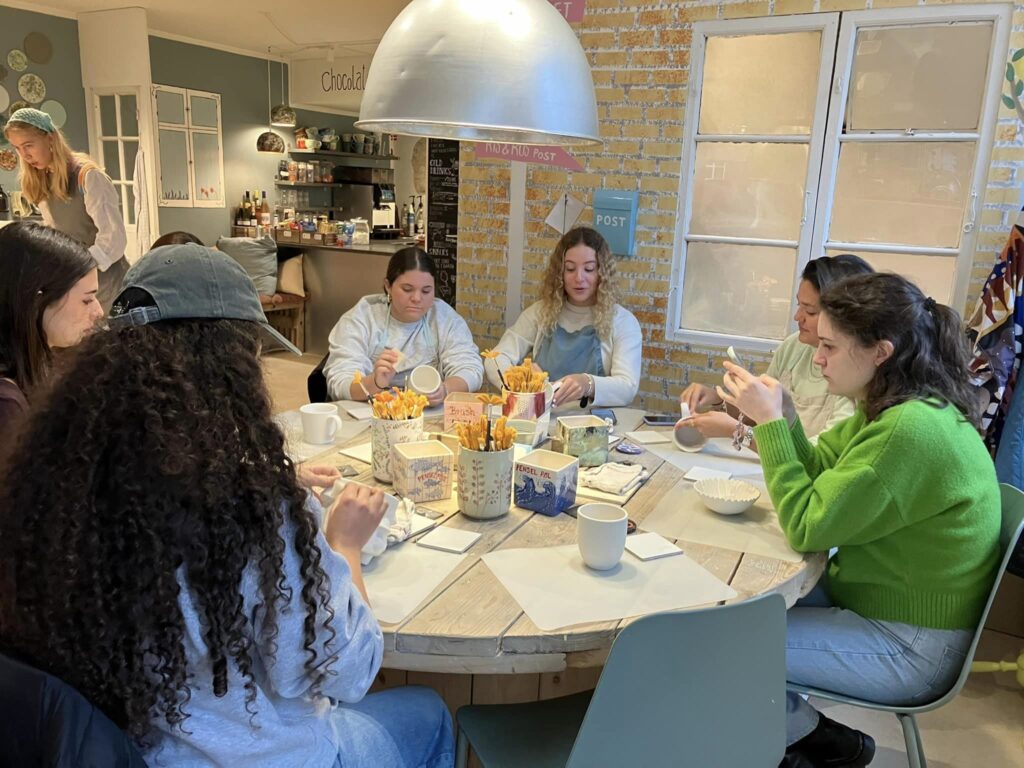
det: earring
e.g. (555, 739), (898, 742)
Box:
(384, 291), (392, 305)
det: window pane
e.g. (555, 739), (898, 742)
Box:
(123, 140), (138, 182)
(830, 142), (974, 249)
(699, 32), (821, 135)
(102, 140), (121, 180)
(847, 24), (992, 132)
(125, 184), (136, 225)
(156, 90), (185, 125)
(158, 128), (190, 201)
(690, 142), (808, 241)
(680, 242), (796, 340)
(189, 95), (218, 128)
(191, 132), (222, 201)
(825, 249), (956, 305)
(119, 94), (138, 137)
(98, 95), (116, 137)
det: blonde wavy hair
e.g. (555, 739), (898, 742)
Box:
(536, 226), (621, 342)
(3, 122), (99, 204)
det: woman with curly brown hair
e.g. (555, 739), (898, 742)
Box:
(0, 244), (453, 767)
(485, 226), (642, 407)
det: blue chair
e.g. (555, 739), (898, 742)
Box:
(789, 483), (1024, 768)
(455, 593), (787, 768)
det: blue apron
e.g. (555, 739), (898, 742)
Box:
(533, 324), (605, 382)
(372, 310), (441, 386)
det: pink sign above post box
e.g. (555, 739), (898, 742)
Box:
(549, 0), (586, 23)
(473, 143), (584, 172)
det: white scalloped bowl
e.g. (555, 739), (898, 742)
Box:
(693, 478), (760, 515)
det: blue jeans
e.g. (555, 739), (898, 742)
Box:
(332, 685), (454, 768)
(786, 578), (972, 745)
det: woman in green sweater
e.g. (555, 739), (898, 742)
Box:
(718, 273), (1000, 768)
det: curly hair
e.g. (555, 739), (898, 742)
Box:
(536, 227), (621, 342)
(0, 318), (337, 741)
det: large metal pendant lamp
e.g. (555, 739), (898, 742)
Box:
(355, 0), (600, 146)
(257, 53), (285, 153)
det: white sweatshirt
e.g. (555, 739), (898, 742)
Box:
(324, 294), (483, 399)
(485, 301), (642, 407)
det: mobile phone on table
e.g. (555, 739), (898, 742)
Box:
(590, 407), (617, 425)
(642, 414), (678, 426)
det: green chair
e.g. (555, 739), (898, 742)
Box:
(789, 483), (1024, 768)
(455, 593), (787, 768)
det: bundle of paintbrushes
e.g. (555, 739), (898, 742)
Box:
(501, 357), (549, 393)
(455, 415), (516, 452)
(372, 387), (429, 420)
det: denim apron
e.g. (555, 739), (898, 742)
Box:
(533, 324), (605, 382)
(371, 308), (440, 388)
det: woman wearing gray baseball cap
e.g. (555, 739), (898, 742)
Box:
(0, 244), (454, 767)
(4, 107), (129, 312)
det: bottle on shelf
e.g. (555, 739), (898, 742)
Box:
(241, 192), (252, 227)
(259, 191), (271, 228)
(406, 197), (415, 235)
(401, 202), (409, 235)
(415, 195), (424, 235)
(0, 184), (9, 222)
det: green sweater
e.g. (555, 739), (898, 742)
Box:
(754, 400), (1000, 630)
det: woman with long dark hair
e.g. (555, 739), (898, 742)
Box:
(719, 273), (1000, 767)
(0, 220), (103, 431)
(322, 247), (482, 403)
(0, 244), (453, 767)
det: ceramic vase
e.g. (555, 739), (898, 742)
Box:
(457, 446), (514, 520)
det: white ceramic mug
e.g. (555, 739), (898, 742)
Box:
(673, 419), (707, 453)
(577, 503), (628, 570)
(409, 365), (442, 395)
(300, 403), (343, 444)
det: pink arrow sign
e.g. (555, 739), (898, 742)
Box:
(472, 142), (585, 172)
(549, 0), (586, 23)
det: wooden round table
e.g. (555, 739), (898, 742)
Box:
(288, 408), (826, 716)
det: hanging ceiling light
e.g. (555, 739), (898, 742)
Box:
(258, 53), (285, 152)
(355, 0), (600, 146)
(271, 57), (296, 128)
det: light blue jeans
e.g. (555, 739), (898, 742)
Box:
(786, 578), (972, 745)
(332, 685), (454, 768)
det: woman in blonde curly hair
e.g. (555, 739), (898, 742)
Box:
(486, 226), (642, 407)
(4, 107), (128, 311)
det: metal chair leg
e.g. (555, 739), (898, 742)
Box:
(455, 727), (470, 768)
(898, 713), (926, 768)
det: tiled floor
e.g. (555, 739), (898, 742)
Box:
(262, 352), (1024, 767)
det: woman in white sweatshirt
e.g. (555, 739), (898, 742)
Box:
(486, 227), (642, 407)
(324, 247), (483, 403)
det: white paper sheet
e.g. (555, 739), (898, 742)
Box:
(684, 466), (732, 481)
(545, 193), (585, 234)
(362, 543), (467, 624)
(274, 411), (371, 463)
(482, 544), (736, 631)
(645, 437), (763, 478)
(339, 442), (373, 464)
(339, 401), (374, 420)
(639, 477), (803, 564)
(624, 430), (671, 445)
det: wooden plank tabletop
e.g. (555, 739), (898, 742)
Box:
(288, 403), (826, 674)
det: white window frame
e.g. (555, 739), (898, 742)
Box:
(91, 90), (139, 236)
(151, 84), (225, 209)
(810, 4), (1011, 316)
(667, 4), (1010, 350)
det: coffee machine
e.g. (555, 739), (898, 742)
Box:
(372, 183), (399, 239)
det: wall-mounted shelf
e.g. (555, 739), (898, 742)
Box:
(275, 181), (356, 188)
(290, 149), (399, 161)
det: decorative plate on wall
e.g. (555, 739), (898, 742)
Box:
(18, 74), (45, 105)
(0, 85), (9, 114)
(0, 149), (18, 171)
(6, 50), (27, 73)
(23, 33), (53, 65)
(41, 99), (66, 129)
(8, 100), (29, 114)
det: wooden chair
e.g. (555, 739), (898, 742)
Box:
(455, 593), (787, 768)
(789, 483), (1024, 768)
(263, 293), (307, 352)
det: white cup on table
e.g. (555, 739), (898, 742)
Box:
(409, 365), (442, 396)
(577, 503), (628, 571)
(300, 403), (343, 444)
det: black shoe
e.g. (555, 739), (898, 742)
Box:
(791, 714), (876, 767)
(779, 749), (817, 767)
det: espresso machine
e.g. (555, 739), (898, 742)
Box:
(372, 183), (399, 239)
(332, 182), (398, 239)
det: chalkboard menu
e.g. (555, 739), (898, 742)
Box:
(427, 139), (459, 306)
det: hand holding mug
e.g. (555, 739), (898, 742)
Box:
(716, 362), (785, 426)
(326, 482), (388, 552)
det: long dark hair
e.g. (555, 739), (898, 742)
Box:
(0, 318), (337, 740)
(0, 221), (96, 394)
(820, 273), (980, 426)
(801, 254), (873, 293)
(386, 246), (436, 285)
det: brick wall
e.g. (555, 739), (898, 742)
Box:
(456, 0), (1024, 413)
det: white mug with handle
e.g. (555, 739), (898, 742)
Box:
(300, 403), (343, 444)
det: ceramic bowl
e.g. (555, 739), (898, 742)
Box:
(693, 478), (760, 515)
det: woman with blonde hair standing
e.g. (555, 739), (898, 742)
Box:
(485, 226), (642, 407)
(4, 107), (128, 311)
